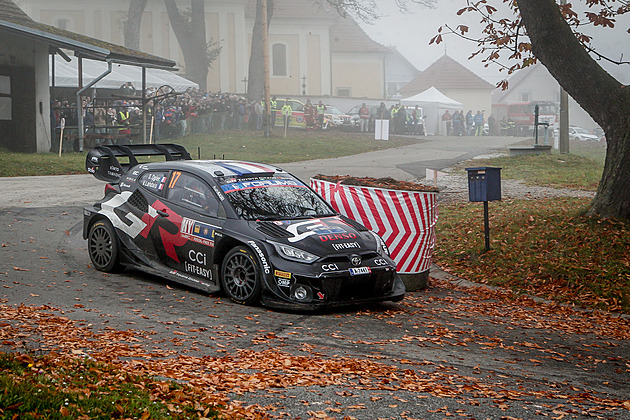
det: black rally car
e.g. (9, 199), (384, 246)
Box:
(83, 144), (405, 310)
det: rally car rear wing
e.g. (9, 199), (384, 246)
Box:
(86, 144), (191, 182)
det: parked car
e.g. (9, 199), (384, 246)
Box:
(323, 105), (353, 129)
(272, 98), (306, 129)
(569, 126), (600, 141)
(347, 104), (380, 132)
(84, 144), (405, 311)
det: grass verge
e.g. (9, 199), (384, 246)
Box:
(454, 140), (605, 191)
(434, 197), (630, 313)
(0, 352), (223, 419)
(0, 130), (418, 177)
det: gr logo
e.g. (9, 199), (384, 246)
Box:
(321, 263), (339, 272)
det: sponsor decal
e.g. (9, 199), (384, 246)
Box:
(90, 156), (99, 163)
(212, 185), (225, 201)
(312, 226), (345, 235)
(184, 261), (212, 279)
(274, 270), (291, 279)
(247, 240), (271, 274)
(221, 179), (305, 193)
(277, 278), (291, 287)
(286, 219), (326, 243)
(87, 167), (95, 173)
(120, 182), (131, 189)
(317, 291), (325, 300)
(332, 242), (360, 251)
(98, 191), (147, 239)
(321, 263), (339, 272)
(188, 250), (207, 265)
(180, 218), (216, 247)
(349, 267), (371, 276)
(132, 170), (141, 176)
(186, 250), (211, 279)
(373, 258), (389, 266)
(169, 269), (205, 284)
(319, 232), (357, 242)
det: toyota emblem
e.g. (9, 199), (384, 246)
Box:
(350, 255), (361, 266)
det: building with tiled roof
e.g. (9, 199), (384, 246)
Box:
(399, 54), (494, 115)
(491, 63), (598, 130)
(18, 0), (395, 98)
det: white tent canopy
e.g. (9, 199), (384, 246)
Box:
(50, 55), (198, 92)
(402, 87), (463, 135)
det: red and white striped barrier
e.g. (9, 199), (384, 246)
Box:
(311, 178), (438, 274)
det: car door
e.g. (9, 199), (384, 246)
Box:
(152, 170), (225, 285)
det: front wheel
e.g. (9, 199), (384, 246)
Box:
(220, 246), (262, 305)
(88, 219), (121, 272)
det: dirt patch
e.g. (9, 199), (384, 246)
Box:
(314, 174), (439, 192)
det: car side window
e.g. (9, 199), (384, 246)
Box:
(291, 102), (304, 112)
(138, 171), (168, 195)
(166, 171), (219, 216)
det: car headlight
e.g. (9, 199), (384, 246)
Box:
(369, 230), (390, 256)
(270, 241), (319, 263)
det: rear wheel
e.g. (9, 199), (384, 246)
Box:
(220, 246), (262, 305)
(88, 219), (121, 272)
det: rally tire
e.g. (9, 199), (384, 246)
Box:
(220, 246), (262, 305)
(87, 219), (122, 272)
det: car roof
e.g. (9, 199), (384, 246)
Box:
(138, 160), (288, 179)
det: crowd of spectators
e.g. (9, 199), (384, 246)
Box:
(50, 87), (269, 150)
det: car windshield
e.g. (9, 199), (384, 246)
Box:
(219, 176), (335, 220)
(573, 127), (590, 134)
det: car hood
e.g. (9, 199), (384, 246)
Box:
(252, 216), (375, 255)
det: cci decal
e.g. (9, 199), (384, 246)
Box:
(274, 270), (291, 279)
(248, 241), (271, 274)
(180, 218), (216, 247)
(373, 258), (389, 266)
(321, 263), (339, 272)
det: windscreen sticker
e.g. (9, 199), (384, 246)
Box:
(221, 179), (306, 193)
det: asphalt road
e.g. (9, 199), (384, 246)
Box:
(1, 135), (629, 419)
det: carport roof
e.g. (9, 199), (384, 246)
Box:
(0, 0), (176, 69)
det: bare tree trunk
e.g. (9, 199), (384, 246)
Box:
(517, 0), (630, 221)
(247, 0), (274, 100)
(124, 0), (148, 50)
(163, 0), (208, 91)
